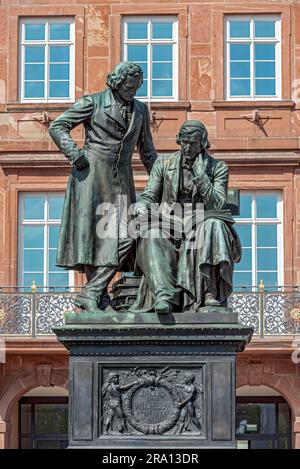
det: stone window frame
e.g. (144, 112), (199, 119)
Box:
(225, 15), (282, 101)
(233, 190), (284, 289)
(19, 17), (75, 104)
(18, 191), (74, 291)
(109, 5), (188, 103)
(212, 4), (291, 105)
(7, 6), (85, 107)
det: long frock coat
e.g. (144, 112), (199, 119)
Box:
(49, 88), (157, 270)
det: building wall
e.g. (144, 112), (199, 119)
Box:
(0, 0), (300, 448)
(0, 1), (300, 286)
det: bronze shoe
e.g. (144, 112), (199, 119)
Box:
(204, 293), (220, 307)
(74, 296), (104, 313)
(155, 300), (172, 314)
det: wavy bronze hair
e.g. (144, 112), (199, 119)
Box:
(106, 62), (144, 91)
(176, 120), (210, 150)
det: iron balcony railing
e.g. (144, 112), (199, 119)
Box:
(0, 285), (300, 337)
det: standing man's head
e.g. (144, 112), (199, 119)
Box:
(176, 120), (210, 161)
(106, 62), (143, 102)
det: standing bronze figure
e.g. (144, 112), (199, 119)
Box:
(49, 62), (157, 312)
(131, 120), (242, 314)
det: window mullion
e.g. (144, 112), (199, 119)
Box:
(148, 19), (152, 101)
(250, 18), (255, 100)
(44, 197), (48, 291)
(45, 21), (49, 102)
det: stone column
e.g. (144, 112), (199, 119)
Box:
(0, 420), (9, 449)
(294, 417), (300, 448)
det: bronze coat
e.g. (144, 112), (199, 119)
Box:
(49, 88), (157, 269)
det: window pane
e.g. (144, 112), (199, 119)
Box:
(127, 45), (147, 61)
(152, 22), (173, 39)
(23, 273), (44, 288)
(25, 24), (45, 41)
(153, 45), (172, 61)
(278, 438), (289, 449)
(49, 46), (70, 63)
(24, 196), (45, 220)
(229, 21), (250, 38)
(257, 271), (278, 286)
(50, 64), (69, 80)
(255, 79), (276, 96)
(36, 440), (63, 449)
(237, 247), (252, 270)
(25, 64), (45, 81)
(257, 248), (277, 270)
(254, 43), (275, 61)
(230, 62), (250, 78)
(20, 437), (32, 449)
(49, 273), (70, 288)
(24, 82), (45, 98)
(230, 44), (250, 61)
(24, 249), (44, 272)
(256, 195), (277, 218)
(136, 80), (147, 97)
(257, 225), (277, 247)
(236, 403), (260, 434)
(235, 224), (252, 246)
(49, 196), (64, 219)
(49, 81), (69, 98)
(49, 226), (60, 248)
(127, 22), (148, 40)
(255, 61), (275, 78)
(24, 226), (44, 249)
(230, 79), (250, 96)
(35, 404), (68, 434)
(255, 21), (276, 38)
(153, 62), (172, 79)
(21, 404), (32, 434)
(251, 440), (274, 449)
(25, 46), (45, 63)
(49, 23), (70, 41)
(236, 194), (252, 218)
(152, 80), (173, 97)
(49, 250), (60, 271)
(278, 404), (290, 434)
(233, 271), (252, 287)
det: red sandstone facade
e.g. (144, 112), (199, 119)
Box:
(0, 0), (300, 449)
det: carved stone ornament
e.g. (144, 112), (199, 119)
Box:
(36, 364), (52, 387)
(102, 367), (203, 436)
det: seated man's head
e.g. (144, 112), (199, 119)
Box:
(176, 120), (210, 160)
(106, 62), (143, 102)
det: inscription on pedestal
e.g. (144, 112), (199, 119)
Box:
(101, 367), (204, 436)
(132, 387), (173, 424)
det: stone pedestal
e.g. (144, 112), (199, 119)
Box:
(54, 311), (252, 449)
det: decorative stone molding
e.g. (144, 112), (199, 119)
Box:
(248, 363), (264, 386)
(36, 365), (52, 387)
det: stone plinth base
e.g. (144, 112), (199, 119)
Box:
(54, 313), (252, 449)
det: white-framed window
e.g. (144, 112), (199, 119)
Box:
(122, 16), (178, 101)
(233, 191), (283, 290)
(18, 193), (73, 291)
(225, 15), (281, 100)
(19, 18), (75, 102)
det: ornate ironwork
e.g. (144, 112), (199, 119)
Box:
(0, 293), (32, 335)
(228, 293), (260, 334)
(0, 288), (300, 337)
(264, 292), (300, 335)
(35, 293), (76, 335)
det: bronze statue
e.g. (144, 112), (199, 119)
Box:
(131, 120), (242, 314)
(49, 62), (157, 313)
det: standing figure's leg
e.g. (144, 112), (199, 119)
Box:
(74, 239), (134, 311)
